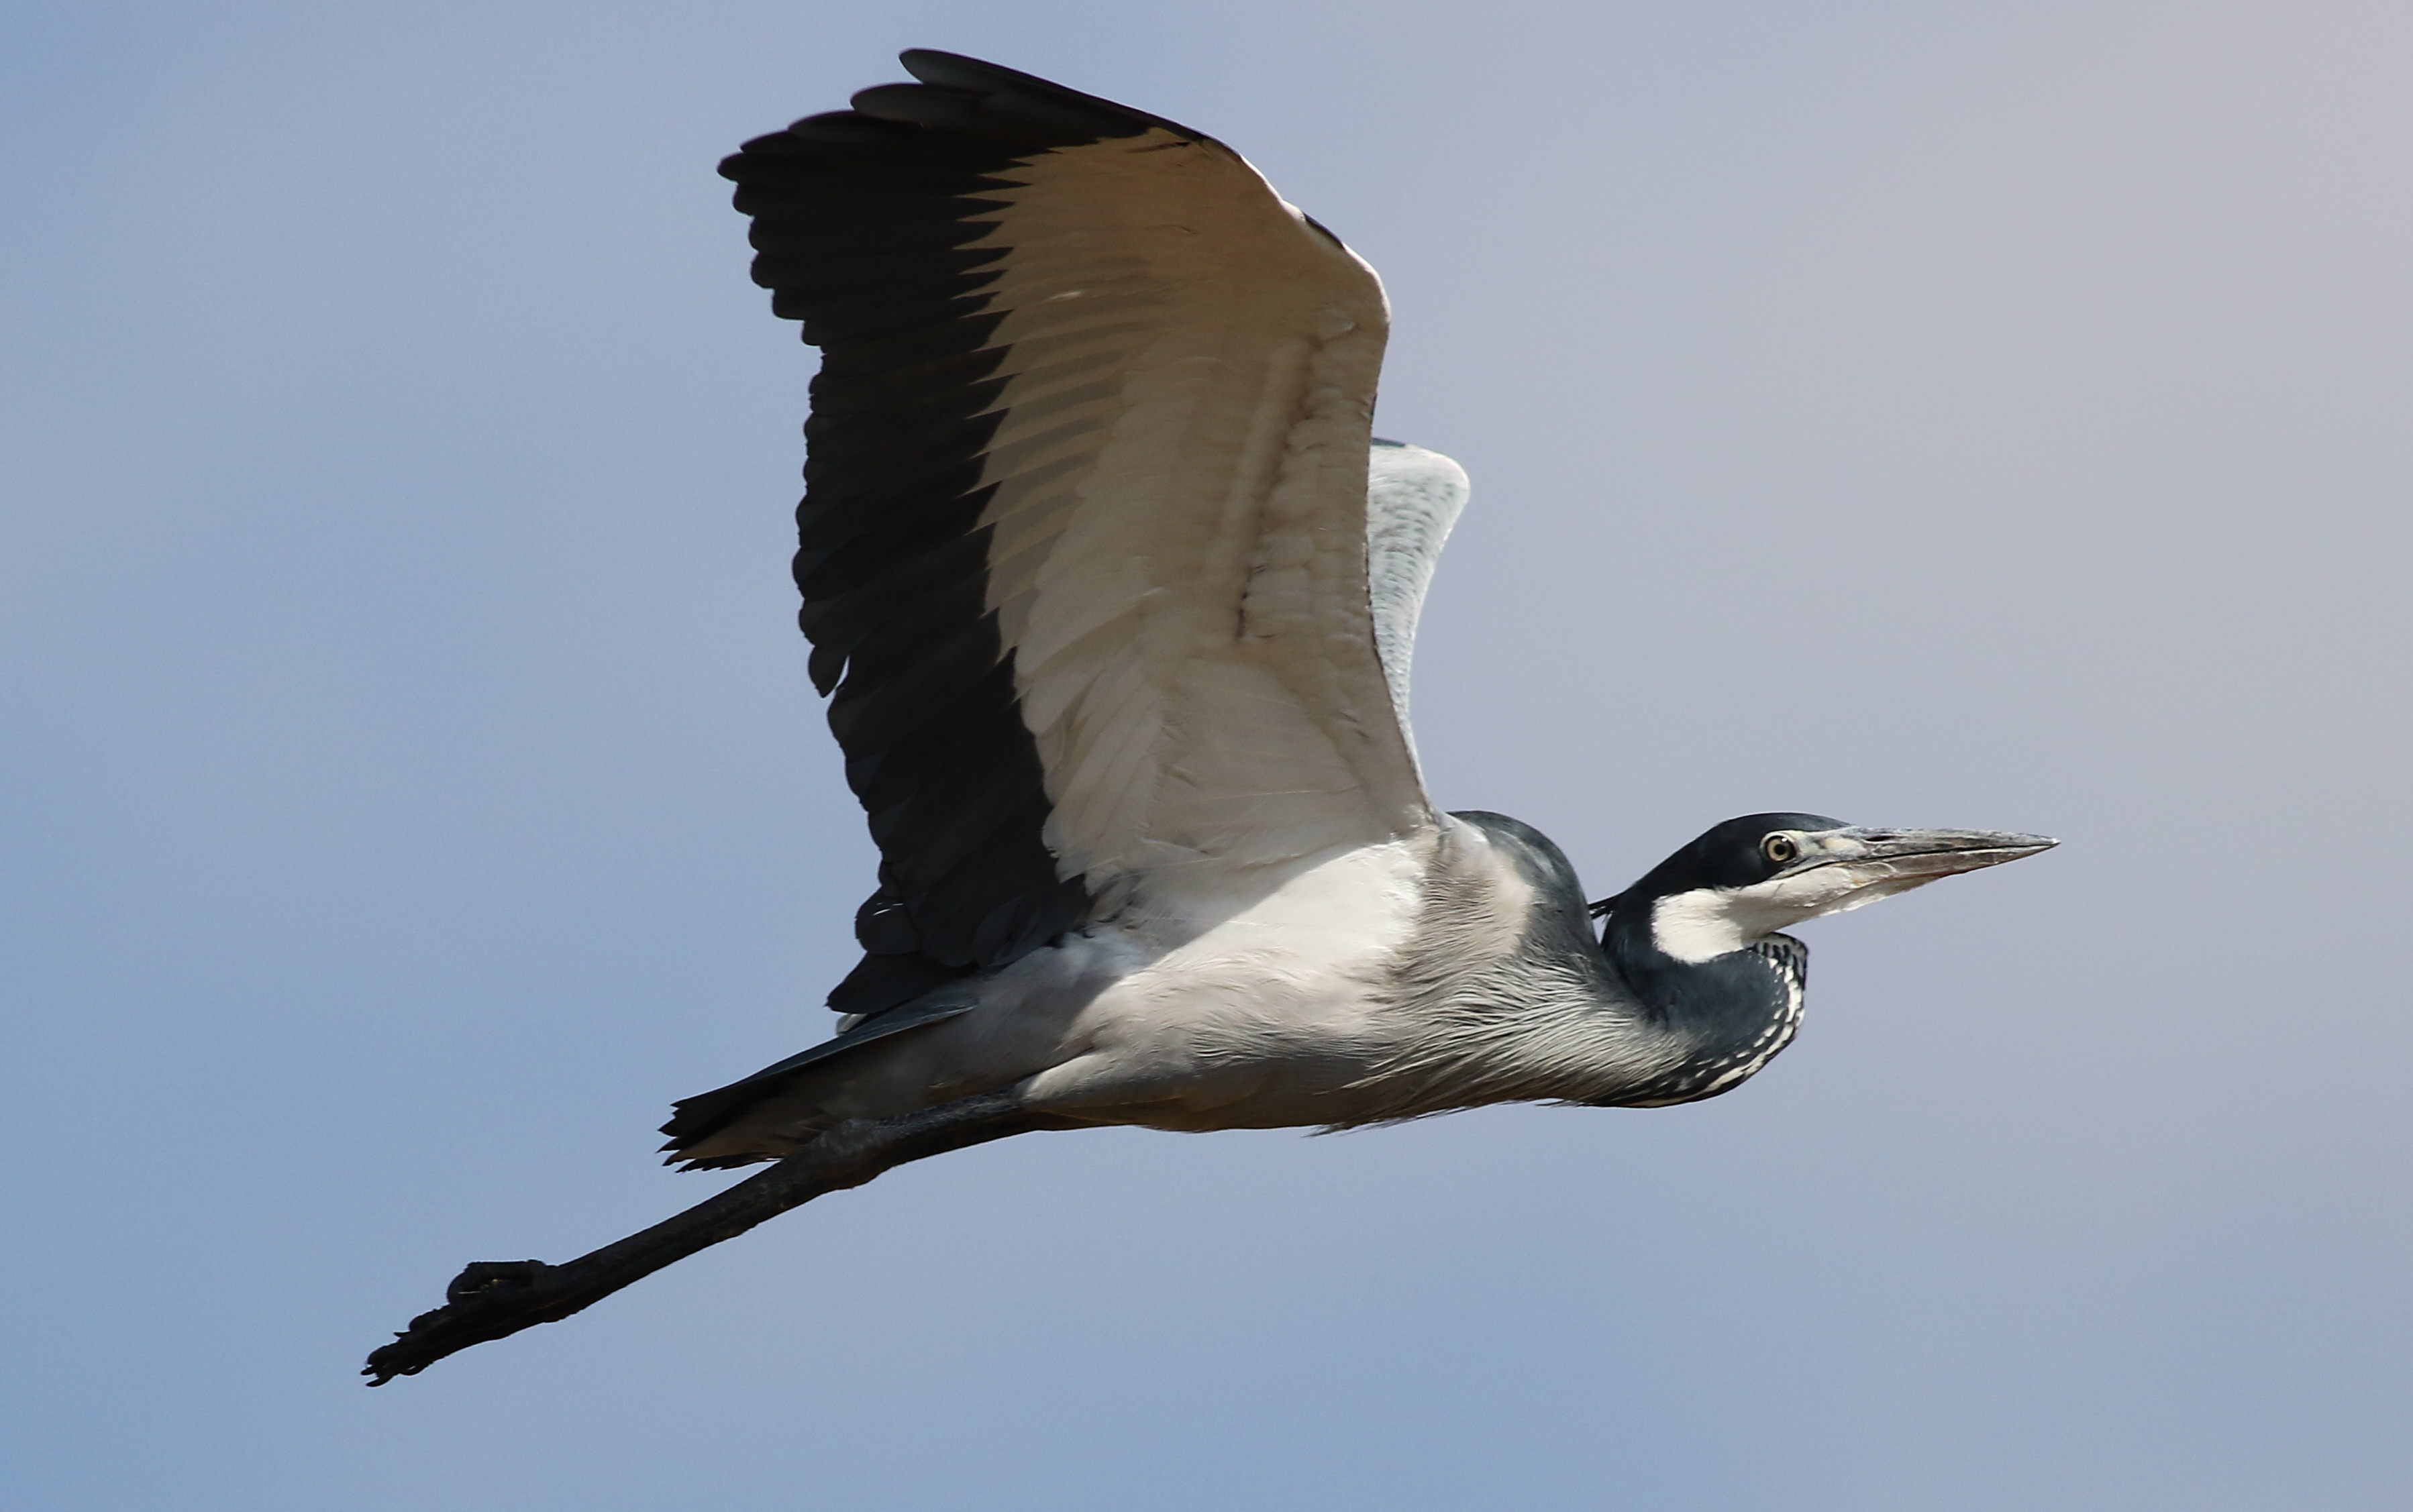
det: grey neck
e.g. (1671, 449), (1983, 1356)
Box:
(1592, 902), (1806, 1106)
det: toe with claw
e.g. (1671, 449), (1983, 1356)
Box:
(364, 1258), (573, 1386)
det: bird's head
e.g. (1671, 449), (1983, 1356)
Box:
(1594, 813), (2055, 965)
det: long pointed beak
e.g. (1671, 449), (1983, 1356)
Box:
(1804, 826), (2059, 883)
(1766, 825), (2056, 922)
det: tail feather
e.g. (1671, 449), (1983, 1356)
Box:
(657, 1002), (976, 1167)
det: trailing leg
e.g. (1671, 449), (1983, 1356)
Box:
(364, 1091), (1070, 1385)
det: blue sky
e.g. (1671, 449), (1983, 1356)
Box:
(5, 2), (2410, 1507)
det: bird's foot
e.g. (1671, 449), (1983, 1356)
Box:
(364, 1258), (571, 1385)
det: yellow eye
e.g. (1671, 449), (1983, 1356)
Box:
(1762, 834), (1798, 865)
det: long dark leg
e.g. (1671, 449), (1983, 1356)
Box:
(364, 1091), (1069, 1385)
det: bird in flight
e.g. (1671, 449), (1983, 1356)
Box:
(366, 50), (2052, 1383)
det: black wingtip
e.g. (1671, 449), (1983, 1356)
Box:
(892, 48), (1217, 145)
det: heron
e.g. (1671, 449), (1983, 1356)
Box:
(365, 50), (2052, 1384)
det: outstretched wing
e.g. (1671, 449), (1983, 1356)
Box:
(724, 51), (1441, 1018)
(1366, 440), (1470, 758)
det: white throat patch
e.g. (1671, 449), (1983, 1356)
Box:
(1647, 865), (1933, 964)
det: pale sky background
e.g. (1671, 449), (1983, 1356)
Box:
(5, 3), (2410, 1508)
